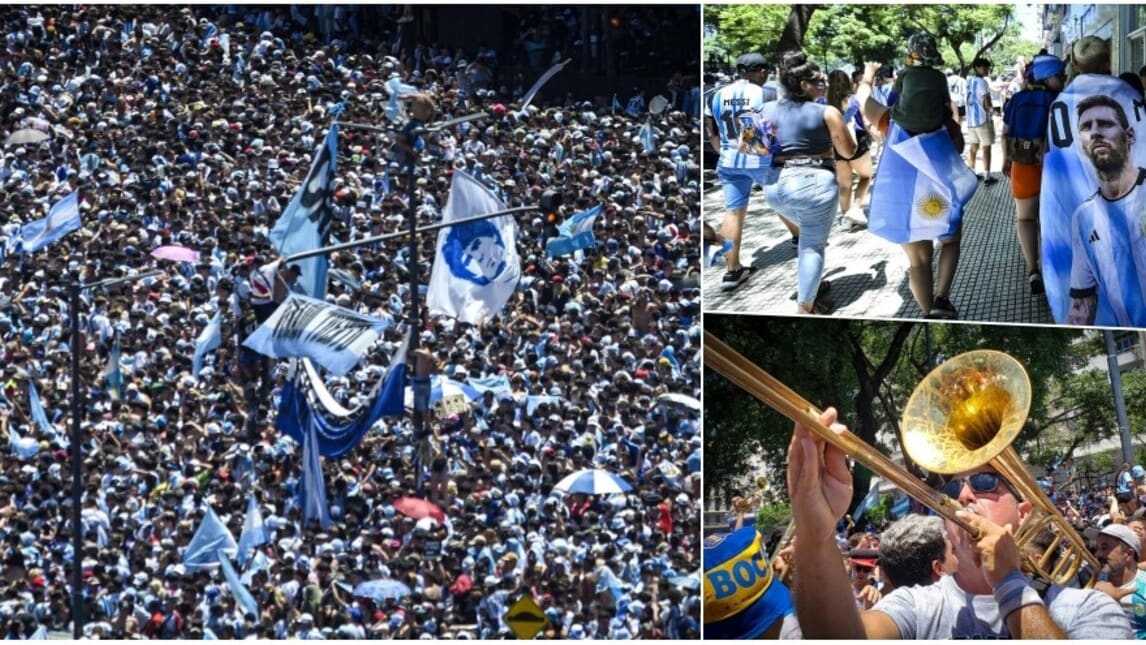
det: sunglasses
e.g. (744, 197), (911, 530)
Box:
(939, 472), (1006, 499)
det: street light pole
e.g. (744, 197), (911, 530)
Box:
(68, 276), (82, 641)
(68, 269), (162, 639)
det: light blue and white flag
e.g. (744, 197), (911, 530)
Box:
(299, 420), (332, 530)
(7, 426), (39, 460)
(379, 329), (411, 418)
(611, 94), (621, 115)
(218, 552), (259, 619)
(639, 121), (656, 154)
(520, 59), (571, 114)
(851, 481), (882, 523)
(27, 380), (53, 434)
(183, 507), (237, 571)
(105, 332), (123, 402)
(890, 496), (911, 519)
(467, 374), (511, 397)
(243, 293), (391, 376)
(427, 171), (521, 324)
(20, 191), (81, 254)
(328, 268), (362, 292)
(384, 76), (420, 123)
(546, 204), (602, 258)
(1041, 74), (1146, 326)
(192, 311), (222, 378)
(595, 563), (625, 602)
(268, 124), (338, 299)
(236, 494), (269, 568)
(868, 124), (977, 244)
(241, 550), (270, 585)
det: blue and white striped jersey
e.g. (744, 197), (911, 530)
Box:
(966, 75), (991, 128)
(1070, 170), (1146, 326)
(705, 80), (772, 169)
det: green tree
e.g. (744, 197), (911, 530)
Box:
(805, 5), (907, 68)
(703, 4), (821, 67)
(902, 4), (1016, 73)
(704, 4), (793, 68)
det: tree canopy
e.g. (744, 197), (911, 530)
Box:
(704, 4), (1035, 73)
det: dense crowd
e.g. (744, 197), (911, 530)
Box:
(0, 5), (701, 639)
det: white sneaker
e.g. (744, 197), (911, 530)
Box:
(843, 208), (867, 227)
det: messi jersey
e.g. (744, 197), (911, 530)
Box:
(1069, 170), (1146, 326)
(966, 75), (991, 128)
(705, 80), (770, 169)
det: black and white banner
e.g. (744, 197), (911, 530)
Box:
(242, 293), (391, 376)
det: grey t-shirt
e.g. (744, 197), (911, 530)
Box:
(875, 574), (1130, 639)
(780, 575), (1130, 639)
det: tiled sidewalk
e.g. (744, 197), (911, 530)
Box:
(702, 153), (1055, 324)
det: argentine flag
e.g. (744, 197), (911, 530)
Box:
(868, 124), (978, 244)
(851, 481), (882, 523)
(20, 192), (82, 254)
(192, 311), (222, 378)
(545, 204), (602, 258)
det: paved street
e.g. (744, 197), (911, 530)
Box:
(702, 132), (1055, 324)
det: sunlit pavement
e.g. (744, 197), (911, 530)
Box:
(702, 129), (1054, 325)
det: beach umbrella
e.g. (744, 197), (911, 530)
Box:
(5, 129), (49, 146)
(657, 392), (700, 412)
(393, 496), (446, 523)
(150, 245), (201, 263)
(553, 469), (633, 496)
(353, 579), (412, 603)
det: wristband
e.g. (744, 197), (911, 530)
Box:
(992, 570), (1044, 619)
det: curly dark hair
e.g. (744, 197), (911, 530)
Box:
(826, 69), (852, 112)
(778, 50), (822, 102)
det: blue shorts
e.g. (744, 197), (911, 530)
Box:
(717, 166), (771, 210)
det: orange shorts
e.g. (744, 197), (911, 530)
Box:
(1010, 162), (1042, 199)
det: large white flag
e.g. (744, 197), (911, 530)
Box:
(427, 171), (521, 324)
(242, 293), (391, 376)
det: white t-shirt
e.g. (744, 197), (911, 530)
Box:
(874, 574), (1129, 639)
(780, 575), (1129, 638)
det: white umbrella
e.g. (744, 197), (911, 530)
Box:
(657, 392), (700, 412)
(553, 469), (633, 496)
(5, 129), (49, 146)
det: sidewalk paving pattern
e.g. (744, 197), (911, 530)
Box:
(703, 142), (1055, 325)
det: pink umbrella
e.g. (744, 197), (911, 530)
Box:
(150, 245), (200, 263)
(393, 497), (446, 523)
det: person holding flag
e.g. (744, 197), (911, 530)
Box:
(860, 35), (977, 320)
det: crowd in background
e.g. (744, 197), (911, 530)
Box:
(0, 5), (701, 639)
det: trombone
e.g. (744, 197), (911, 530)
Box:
(704, 330), (1098, 588)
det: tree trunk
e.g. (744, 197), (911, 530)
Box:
(848, 321), (916, 527)
(777, 4), (822, 54)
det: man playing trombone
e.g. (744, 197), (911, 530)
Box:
(784, 407), (1129, 639)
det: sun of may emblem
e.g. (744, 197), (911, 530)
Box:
(916, 191), (950, 220)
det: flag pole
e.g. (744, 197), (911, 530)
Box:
(68, 277), (82, 640)
(68, 269), (162, 638)
(281, 206), (537, 264)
